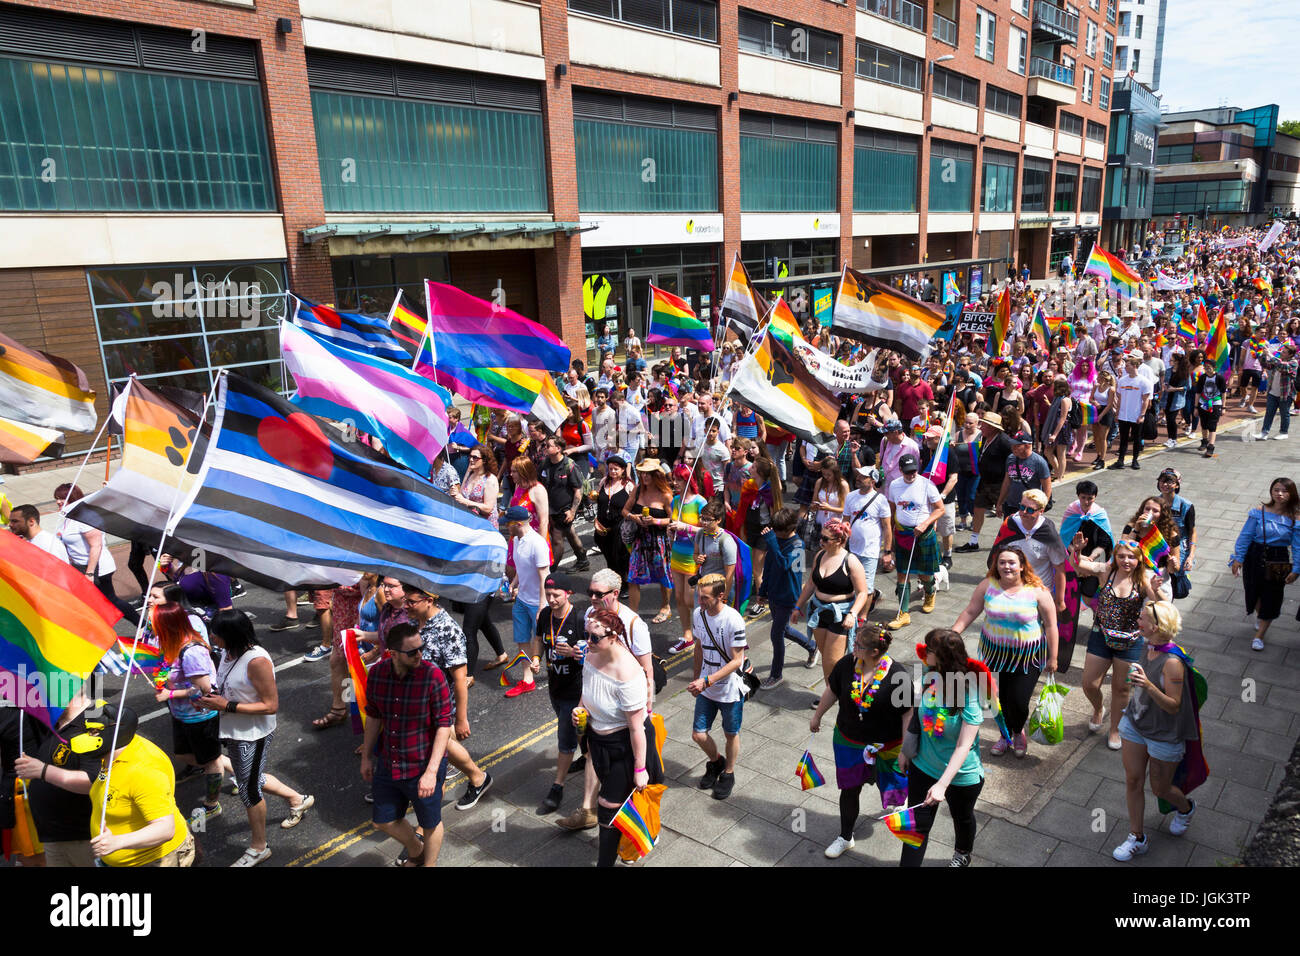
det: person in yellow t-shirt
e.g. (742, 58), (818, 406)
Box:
(83, 704), (193, 867)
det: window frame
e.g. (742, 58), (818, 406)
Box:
(974, 7), (997, 62)
(567, 0), (719, 42)
(854, 40), (923, 92)
(932, 66), (979, 107)
(738, 8), (840, 70)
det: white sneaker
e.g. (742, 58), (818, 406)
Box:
(1251, 636), (1265, 651)
(1164, 439), (1177, 449)
(1275, 433), (1288, 440)
(824, 836), (855, 859)
(1255, 433), (1270, 441)
(1169, 799), (1196, 836)
(1112, 832), (1149, 861)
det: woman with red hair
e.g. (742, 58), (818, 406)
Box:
(151, 602), (223, 821)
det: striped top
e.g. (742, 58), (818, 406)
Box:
(978, 583), (1044, 673)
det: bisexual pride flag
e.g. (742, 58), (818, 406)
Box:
(292, 296), (409, 363)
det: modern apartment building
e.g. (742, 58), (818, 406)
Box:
(0, 0), (1110, 462)
(1113, 0), (1164, 91)
(1153, 104), (1300, 231)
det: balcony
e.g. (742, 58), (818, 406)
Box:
(1032, 0), (1079, 46)
(932, 13), (957, 46)
(858, 0), (925, 33)
(1028, 56), (1076, 105)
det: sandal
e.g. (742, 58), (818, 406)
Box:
(651, 608), (673, 625)
(231, 846), (273, 867)
(483, 654), (510, 671)
(281, 794), (315, 829)
(312, 707), (348, 730)
(391, 846), (425, 867)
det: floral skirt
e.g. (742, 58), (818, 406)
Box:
(628, 529), (673, 589)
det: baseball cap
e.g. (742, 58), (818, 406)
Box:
(924, 425), (944, 440)
(1010, 430), (1033, 445)
(544, 573), (579, 592)
(882, 420), (904, 433)
(898, 454), (919, 473)
(503, 505), (531, 523)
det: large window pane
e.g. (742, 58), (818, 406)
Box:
(981, 153), (1016, 212)
(853, 147), (917, 211)
(740, 136), (836, 211)
(312, 91), (547, 213)
(0, 57), (274, 212)
(576, 119), (718, 212)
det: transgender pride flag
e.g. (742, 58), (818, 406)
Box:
(280, 320), (450, 477)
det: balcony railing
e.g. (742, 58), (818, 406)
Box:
(1032, 0), (1079, 44)
(1029, 56), (1074, 86)
(858, 0), (925, 33)
(932, 13), (957, 46)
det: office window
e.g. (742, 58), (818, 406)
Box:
(1060, 112), (1083, 136)
(981, 149), (1017, 212)
(1022, 156), (1051, 211)
(1115, 46), (1127, 71)
(1054, 162), (1079, 212)
(853, 130), (918, 212)
(1135, 14), (1143, 38)
(1107, 0), (1116, 23)
(1132, 49), (1141, 73)
(974, 7), (996, 62)
(1080, 167), (1102, 212)
(1008, 26), (1028, 75)
(738, 9), (840, 69)
(985, 85), (1023, 119)
(1118, 11), (1129, 35)
(1086, 22), (1097, 56)
(568, 0), (719, 41)
(1086, 120), (1107, 144)
(1082, 67), (1093, 104)
(857, 0), (925, 32)
(855, 41), (923, 91)
(1103, 34), (1114, 68)
(1155, 143), (1194, 164)
(932, 66), (979, 107)
(739, 113), (837, 211)
(1099, 76), (1111, 109)
(928, 140), (974, 212)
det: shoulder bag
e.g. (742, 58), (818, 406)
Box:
(698, 609), (759, 701)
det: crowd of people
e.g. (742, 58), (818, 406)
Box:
(3, 222), (1299, 868)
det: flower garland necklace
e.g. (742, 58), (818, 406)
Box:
(849, 655), (891, 714)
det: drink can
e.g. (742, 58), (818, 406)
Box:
(1127, 664), (1139, 684)
(573, 706), (588, 735)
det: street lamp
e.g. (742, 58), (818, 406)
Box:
(928, 54), (955, 86)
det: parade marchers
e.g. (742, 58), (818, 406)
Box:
(3, 222), (1300, 868)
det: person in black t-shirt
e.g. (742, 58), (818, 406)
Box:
(540, 437), (588, 572)
(810, 626), (913, 860)
(12, 694), (100, 866)
(537, 575), (588, 813)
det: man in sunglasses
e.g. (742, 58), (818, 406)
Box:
(361, 621), (453, 867)
(996, 431), (1052, 520)
(558, 568), (655, 832)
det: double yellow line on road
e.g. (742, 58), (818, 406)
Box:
(285, 641), (707, 867)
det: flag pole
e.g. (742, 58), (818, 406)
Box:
(97, 372), (221, 836)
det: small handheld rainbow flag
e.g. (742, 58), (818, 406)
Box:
(1077, 400), (1098, 427)
(1137, 524), (1170, 571)
(1049, 317), (1075, 347)
(1178, 309), (1197, 339)
(1195, 302), (1211, 336)
(1029, 304), (1051, 352)
(118, 638), (168, 688)
(795, 750), (826, 790)
(499, 650), (532, 687)
(610, 786), (662, 859)
(342, 629), (371, 735)
(882, 806), (926, 847)
(988, 285), (1011, 357)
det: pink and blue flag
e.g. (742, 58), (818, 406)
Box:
(280, 321), (451, 478)
(292, 295), (410, 363)
(425, 281), (570, 372)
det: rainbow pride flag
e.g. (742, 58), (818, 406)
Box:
(499, 650), (532, 688)
(1029, 304), (1051, 352)
(118, 638), (168, 687)
(610, 787), (661, 858)
(646, 284), (714, 351)
(1137, 524), (1171, 571)
(0, 533), (122, 728)
(1048, 316), (1075, 347)
(883, 807), (926, 847)
(795, 750), (826, 790)
(1207, 307), (1230, 374)
(988, 285), (1011, 357)
(342, 629), (371, 735)
(1077, 400), (1099, 427)
(1195, 302), (1211, 336)
(1083, 245), (1141, 298)
(1178, 309), (1197, 339)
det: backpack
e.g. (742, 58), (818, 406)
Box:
(1067, 397), (1083, 430)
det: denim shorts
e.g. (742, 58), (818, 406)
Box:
(512, 598), (539, 646)
(1118, 714), (1185, 763)
(550, 693), (582, 755)
(692, 694), (744, 736)
(371, 756), (449, 829)
(1085, 625), (1145, 663)
(859, 555), (879, 595)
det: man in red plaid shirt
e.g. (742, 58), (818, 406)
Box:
(361, 621), (452, 867)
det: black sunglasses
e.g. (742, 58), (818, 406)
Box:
(395, 646), (422, 658)
(587, 589), (614, 598)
